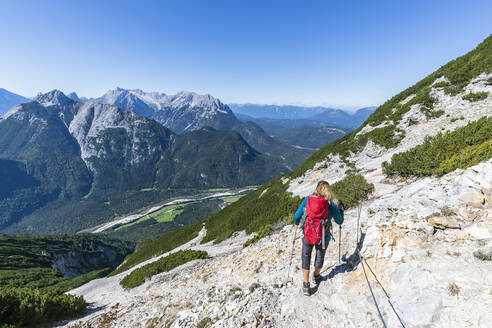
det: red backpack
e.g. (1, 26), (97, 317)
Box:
(303, 195), (328, 245)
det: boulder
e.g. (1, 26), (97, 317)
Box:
(361, 226), (380, 258)
(393, 288), (443, 328)
(427, 216), (461, 229)
(460, 188), (487, 208)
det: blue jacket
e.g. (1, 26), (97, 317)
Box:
(294, 196), (344, 244)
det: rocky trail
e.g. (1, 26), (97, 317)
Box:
(62, 159), (491, 328)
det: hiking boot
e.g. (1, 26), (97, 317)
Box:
(302, 282), (310, 296)
(313, 273), (322, 285)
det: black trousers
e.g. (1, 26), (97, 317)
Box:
(301, 237), (327, 270)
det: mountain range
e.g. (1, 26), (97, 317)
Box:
(0, 91), (287, 233)
(94, 88), (312, 168)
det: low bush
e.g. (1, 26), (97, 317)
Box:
(0, 287), (86, 327)
(448, 282), (460, 296)
(435, 139), (492, 175)
(331, 174), (374, 208)
(243, 224), (271, 248)
(120, 250), (207, 289)
(433, 81), (450, 88)
(382, 117), (492, 176)
(462, 91), (488, 102)
(473, 250), (492, 261)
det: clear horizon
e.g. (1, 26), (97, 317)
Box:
(1, 0), (491, 108)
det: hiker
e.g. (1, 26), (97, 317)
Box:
(294, 180), (344, 296)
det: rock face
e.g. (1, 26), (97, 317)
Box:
(51, 245), (124, 278)
(96, 88), (312, 171)
(96, 88), (240, 134)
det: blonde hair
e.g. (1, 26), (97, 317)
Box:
(313, 180), (336, 203)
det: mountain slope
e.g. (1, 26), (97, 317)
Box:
(62, 35), (492, 328)
(0, 91), (288, 234)
(0, 88), (30, 117)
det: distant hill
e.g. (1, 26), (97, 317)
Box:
(0, 88), (30, 117)
(230, 103), (376, 128)
(235, 113), (351, 149)
(229, 103), (331, 120)
(274, 125), (347, 149)
(308, 106), (377, 128)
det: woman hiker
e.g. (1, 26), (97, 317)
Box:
(294, 180), (344, 296)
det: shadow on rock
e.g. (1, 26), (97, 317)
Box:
(323, 232), (366, 280)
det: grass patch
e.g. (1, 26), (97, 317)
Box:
(154, 209), (184, 223)
(382, 117), (492, 176)
(448, 282), (460, 296)
(120, 250), (207, 289)
(197, 317), (213, 328)
(463, 91), (488, 102)
(109, 221), (203, 276)
(473, 251), (492, 261)
(201, 176), (301, 244)
(221, 195), (243, 203)
(243, 224), (271, 248)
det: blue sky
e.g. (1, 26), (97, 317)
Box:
(0, 0), (491, 108)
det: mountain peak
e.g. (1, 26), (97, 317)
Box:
(35, 90), (73, 107)
(67, 92), (88, 102)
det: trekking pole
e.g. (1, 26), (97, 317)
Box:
(338, 225), (341, 264)
(285, 223), (298, 286)
(356, 201), (362, 253)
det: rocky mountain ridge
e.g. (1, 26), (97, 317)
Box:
(96, 88), (239, 134)
(95, 87), (312, 170)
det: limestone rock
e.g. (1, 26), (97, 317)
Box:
(427, 216), (461, 229)
(393, 288), (443, 328)
(460, 188), (487, 208)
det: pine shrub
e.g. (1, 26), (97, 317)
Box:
(120, 250), (207, 289)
